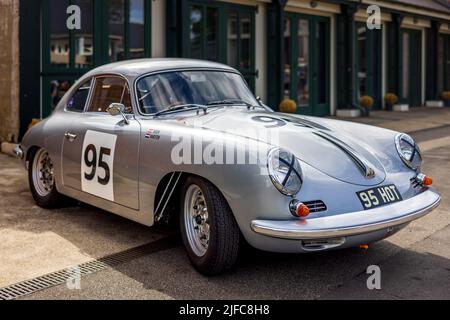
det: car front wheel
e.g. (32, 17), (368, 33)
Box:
(180, 177), (240, 275)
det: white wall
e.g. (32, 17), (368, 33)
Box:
(152, 0), (166, 58)
(255, 2), (267, 101)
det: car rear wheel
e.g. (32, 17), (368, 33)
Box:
(180, 176), (240, 275)
(28, 148), (67, 208)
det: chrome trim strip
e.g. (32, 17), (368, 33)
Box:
(314, 131), (375, 179)
(154, 172), (175, 215)
(251, 189), (440, 240)
(154, 172), (182, 222)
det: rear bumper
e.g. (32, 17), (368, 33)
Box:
(251, 188), (440, 240)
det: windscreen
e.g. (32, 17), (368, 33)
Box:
(136, 70), (258, 114)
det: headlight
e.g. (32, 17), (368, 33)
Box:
(395, 133), (422, 170)
(267, 148), (303, 196)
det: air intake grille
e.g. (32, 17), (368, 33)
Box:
(304, 200), (327, 213)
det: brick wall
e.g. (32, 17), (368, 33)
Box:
(0, 0), (20, 143)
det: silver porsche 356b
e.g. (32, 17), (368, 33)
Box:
(16, 59), (440, 275)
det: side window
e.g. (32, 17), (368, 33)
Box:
(67, 80), (92, 112)
(87, 76), (133, 113)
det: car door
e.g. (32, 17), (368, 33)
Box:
(62, 75), (140, 210)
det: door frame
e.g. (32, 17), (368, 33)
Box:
(284, 12), (330, 116)
(354, 22), (382, 110)
(400, 28), (422, 107)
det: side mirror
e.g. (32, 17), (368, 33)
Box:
(107, 103), (129, 124)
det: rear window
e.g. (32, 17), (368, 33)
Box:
(66, 80), (92, 112)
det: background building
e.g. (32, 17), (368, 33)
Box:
(1, 0), (450, 142)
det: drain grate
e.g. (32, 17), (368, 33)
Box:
(0, 236), (178, 300)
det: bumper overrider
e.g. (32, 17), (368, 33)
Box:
(251, 188), (440, 241)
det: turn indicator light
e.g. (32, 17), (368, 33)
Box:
(289, 200), (310, 218)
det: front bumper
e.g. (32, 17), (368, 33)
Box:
(251, 188), (440, 240)
(13, 145), (23, 159)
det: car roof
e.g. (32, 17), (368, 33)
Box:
(83, 58), (238, 79)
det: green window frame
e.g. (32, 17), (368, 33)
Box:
(400, 28), (422, 107)
(103, 0), (152, 62)
(438, 34), (450, 93)
(226, 6), (256, 91)
(354, 22), (382, 109)
(41, 0), (152, 117)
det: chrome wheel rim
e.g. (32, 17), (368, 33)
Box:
(184, 184), (210, 257)
(32, 149), (55, 197)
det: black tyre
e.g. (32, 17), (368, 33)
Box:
(180, 176), (240, 275)
(28, 148), (67, 208)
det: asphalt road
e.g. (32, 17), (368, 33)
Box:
(0, 123), (449, 300)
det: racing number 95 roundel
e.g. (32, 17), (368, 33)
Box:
(81, 130), (117, 201)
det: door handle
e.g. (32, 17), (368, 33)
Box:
(65, 132), (77, 142)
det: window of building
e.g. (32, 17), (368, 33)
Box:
(297, 19), (309, 106)
(357, 25), (367, 97)
(316, 20), (327, 105)
(188, 4), (218, 61)
(88, 77), (132, 113)
(438, 36), (444, 94)
(46, 0), (94, 69)
(438, 34), (450, 93)
(41, 0), (151, 117)
(283, 18), (291, 98)
(283, 13), (330, 116)
(129, 0), (146, 59)
(108, 0), (126, 62)
(183, 1), (256, 90)
(227, 9), (255, 88)
(48, 0), (71, 68)
(107, 0), (147, 61)
(75, 0), (94, 68)
(355, 23), (381, 108)
(44, 0), (150, 68)
(401, 29), (422, 107)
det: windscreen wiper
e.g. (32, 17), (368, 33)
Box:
(154, 104), (208, 117)
(207, 99), (269, 111)
(207, 99), (253, 107)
